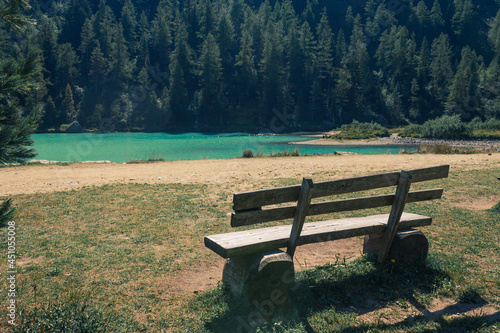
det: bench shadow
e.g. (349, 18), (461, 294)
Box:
(203, 256), (498, 332)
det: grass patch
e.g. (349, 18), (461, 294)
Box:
(242, 148), (300, 158)
(488, 200), (500, 212)
(1, 166), (499, 331)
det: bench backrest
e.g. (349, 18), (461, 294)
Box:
(231, 165), (450, 227)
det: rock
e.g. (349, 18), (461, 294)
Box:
(363, 229), (429, 264)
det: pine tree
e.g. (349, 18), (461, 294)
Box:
(414, 1), (430, 27)
(37, 16), (58, 93)
(151, 0), (173, 68)
(56, 43), (80, 88)
(0, 51), (40, 163)
(108, 23), (133, 92)
(365, 3), (396, 43)
(167, 18), (194, 127)
(311, 8), (334, 122)
(0, 0), (34, 31)
(61, 0), (92, 46)
(79, 16), (97, 82)
(234, 28), (257, 107)
(259, 19), (284, 121)
(197, 33), (223, 125)
(217, 10), (236, 86)
(334, 29), (347, 67)
(89, 42), (108, 99)
(121, 0), (138, 46)
(0, 0), (40, 164)
(299, 21), (316, 77)
(167, 56), (188, 127)
(198, 0), (216, 38)
(452, 0), (477, 38)
(344, 5), (355, 37)
(447, 46), (481, 120)
(488, 9), (500, 59)
(136, 11), (151, 67)
(42, 95), (57, 129)
(430, 0), (444, 30)
(62, 83), (77, 123)
(344, 15), (373, 121)
(315, 9), (334, 82)
(0, 0), (40, 225)
(430, 33), (453, 112)
(95, 0), (117, 56)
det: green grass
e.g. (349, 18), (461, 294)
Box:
(242, 148), (301, 158)
(1, 166), (499, 332)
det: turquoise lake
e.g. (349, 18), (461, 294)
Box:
(30, 133), (415, 163)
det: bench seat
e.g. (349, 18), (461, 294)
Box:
(205, 212), (432, 258)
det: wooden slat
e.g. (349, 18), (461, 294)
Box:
(377, 171), (412, 263)
(205, 213), (432, 258)
(287, 178), (314, 257)
(231, 188), (443, 227)
(233, 165), (449, 211)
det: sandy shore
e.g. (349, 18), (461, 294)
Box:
(291, 136), (500, 149)
(1, 153), (499, 196)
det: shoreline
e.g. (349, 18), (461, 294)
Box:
(290, 136), (500, 150)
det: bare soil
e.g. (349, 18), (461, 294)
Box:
(2, 154), (499, 196)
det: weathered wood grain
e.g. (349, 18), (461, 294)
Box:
(232, 165), (449, 211)
(231, 188), (443, 227)
(287, 178), (314, 257)
(205, 213), (432, 258)
(377, 171), (413, 263)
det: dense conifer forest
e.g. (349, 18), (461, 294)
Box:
(2, 0), (500, 132)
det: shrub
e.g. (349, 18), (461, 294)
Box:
(330, 121), (389, 140)
(242, 149), (254, 158)
(398, 124), (424, 138)
(269, 148), (300, 157)
(401, 115), (472, 139)
(468, 117), (500, 139)
(420, 115), (471, 139)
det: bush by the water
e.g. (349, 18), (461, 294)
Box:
(330, 121), (390, 140)
(400, 115), (500, 139)
(269, 147), (300, 157)
(242, 148), (299, 157)
(242, 149), (254, 158)
(406, 115), (470, 139)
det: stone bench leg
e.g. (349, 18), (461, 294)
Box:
(363, 228), (429, 264)
(222, 249), (295, 310)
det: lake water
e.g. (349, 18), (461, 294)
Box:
(30, 133), (415, 163)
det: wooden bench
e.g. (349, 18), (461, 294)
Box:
(204, 165), (449, 299)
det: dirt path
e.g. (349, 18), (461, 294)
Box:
(1, 154), (498, 196)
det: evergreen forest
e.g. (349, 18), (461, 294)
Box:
(2, 0), (500, 133)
